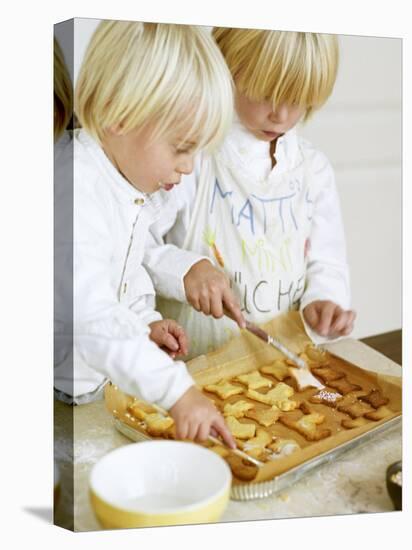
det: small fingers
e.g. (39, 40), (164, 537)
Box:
(330, 309), (348, 334)
(187, 292), (201, 312)
(175, 418), (189, 441)
(213, 416), (236, 449)
(330, 309), (356, 337)
(197, 420), (212, 442)
(186, 420), (199, 442)
(176, 330), (189, 356)
(209, 291), (224, 319)
(198, 288), (211, 316)
(341, 323), (354, 336)
(317, 302), (337, 336)
(168, 322), (189, 356)
(210, 427), (218, 438)
(340, 311), (356, 336)
(161, 333), (179, 352)
(303, 303), (320, 329)
(222, 290), (246, 329)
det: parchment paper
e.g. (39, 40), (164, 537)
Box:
(105, 311), (402, 486)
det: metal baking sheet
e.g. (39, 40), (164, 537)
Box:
(113, 415), (401, 501)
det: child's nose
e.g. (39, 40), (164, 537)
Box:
(270, 104), (289, 124)
(178, 156), (194, 175)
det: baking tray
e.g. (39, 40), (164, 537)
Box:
(112, 415), (402, 501)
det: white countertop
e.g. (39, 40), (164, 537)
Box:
(54, 338), (402, 531)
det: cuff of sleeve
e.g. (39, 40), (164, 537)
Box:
(155, 362), (195, 411)
(300, 293), (349, 313)
(139, 309), (163, 326)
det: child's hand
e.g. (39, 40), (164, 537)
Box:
(303, 300), (356, 338)
(184, 259), (246, 329)
(149, 319), (189, 358)
(169, 386), (236, 448)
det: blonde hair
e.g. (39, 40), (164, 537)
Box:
(212, 28), (339, 120)
(54, 38), (73, 141)
(75, 21), (233, 150)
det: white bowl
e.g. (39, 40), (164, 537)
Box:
(89, 440), (232, 529)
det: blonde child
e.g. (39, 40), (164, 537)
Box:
(54, 21), (240, 446)
(145, 29), (355, 359)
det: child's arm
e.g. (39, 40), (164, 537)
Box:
(144, 164), (245, 328)
(144, 159), (204, 303)
(73, 183), (194, 411)
(300, 150), (355, 339)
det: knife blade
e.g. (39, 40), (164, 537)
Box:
(244, 321), (307, 369)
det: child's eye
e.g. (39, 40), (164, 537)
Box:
(174, 145), (193, 155)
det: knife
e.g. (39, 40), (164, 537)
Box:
(244, 321), (307, 369)
(244, 321), (325, 390)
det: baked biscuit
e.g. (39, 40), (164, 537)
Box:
(333, 390), (361, 410)
(144, 413), (174, 437)
(305, 345), (329, 364)
(226, 455), (258, 481)
(127, 400), (157, 420)
(359, 389), (389, 409)
(242, 429), (273, 459)
(280, 412), (331, 441)
(337, 399), (373, 419)
(328, 377), (362, 395)
(311, 366), (345, 384)
(204, 380), (244, 399)
(235, 370), (273, 390)
(334, 391), (363, 407)
(364, 405), (393, 421)
(268, 438), (300, 458)
(223, 400), (254, 418)
(260, 360), (290, 381)
(341, 417), (369, 429)
(309, 389), (342, 408)
(244, 406), (280, 427)
(225, 415), (256, 439)
(299, 401), (312, 415)
(164, 424), (177, 439)
(246, 382), (297, 411)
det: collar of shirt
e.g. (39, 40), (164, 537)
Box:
(223, 114), (300, 179)
(77, 129), (163, 219)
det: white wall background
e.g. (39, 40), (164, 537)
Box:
(299, 35), (402, 338)
(67, 20), (402, 339)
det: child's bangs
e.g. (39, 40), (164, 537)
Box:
(147, 57), (233, 152)
(236, 32), (338, 119)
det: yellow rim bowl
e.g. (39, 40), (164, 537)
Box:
(89, 440), (232, 529)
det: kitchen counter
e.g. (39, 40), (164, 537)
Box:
(54, 338), (402, 531)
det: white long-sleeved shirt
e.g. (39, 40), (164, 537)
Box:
(144, 120), (350, 357)
(54, 129), (198, 408)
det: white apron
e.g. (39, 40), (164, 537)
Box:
(157, 142), (315, 359)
